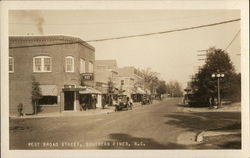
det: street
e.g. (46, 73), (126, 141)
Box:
(10, 98), (241, 149)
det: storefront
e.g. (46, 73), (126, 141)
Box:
(131, 87), (146, 102)
(79, 87), (102, 109)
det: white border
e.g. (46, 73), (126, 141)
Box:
(1, 1), (249, 158)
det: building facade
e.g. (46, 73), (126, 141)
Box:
(94, 60), (118, 93)
(116, 67), (146, 100)
(9, 35), (96, 116)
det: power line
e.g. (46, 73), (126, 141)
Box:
(86, 18), (240, 42)
(224, 29), (241, 51)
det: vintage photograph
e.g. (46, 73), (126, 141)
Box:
(8, 9), (241, 150)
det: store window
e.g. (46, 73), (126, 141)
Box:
(39, 96), (57, 105)
(65, 56), (74, 72)
(33, 56), (52, 72)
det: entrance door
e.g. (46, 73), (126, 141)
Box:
(64, 91), (75, 110)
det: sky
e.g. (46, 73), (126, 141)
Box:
(9, 10), (241, 88)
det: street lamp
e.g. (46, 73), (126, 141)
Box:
(211, 72), (225, 108)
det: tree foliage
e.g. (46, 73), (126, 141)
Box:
(191, 47), (241, 105)
(156, 80), (167, 95)
(31, 76), (42, 114)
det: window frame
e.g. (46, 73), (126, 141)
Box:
(9, 56), (14, 73)
(39, 96), (58, 107)
(33, 56), (52, 73)
(88, 61), (93, 73)
(65, 56), (75, 73)
(80, 58), (86, 74)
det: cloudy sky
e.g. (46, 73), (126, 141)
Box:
(9, 10), (241, 88)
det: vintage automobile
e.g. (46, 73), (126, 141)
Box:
(141, 94), (151, 105)
(114, 94), (133, 111)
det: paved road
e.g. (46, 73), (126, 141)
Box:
(10, 98), (241, 149)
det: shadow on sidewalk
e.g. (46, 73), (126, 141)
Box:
(98, 133), (186, 149)
(164, 112), (241, 132)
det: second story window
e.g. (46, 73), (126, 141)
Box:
(65, 56), (74, 72)
(33, 56), (52, 72)
(80, 58), (86, 73)
(9, 57), (14, 73)
(88, 61), (93, 73)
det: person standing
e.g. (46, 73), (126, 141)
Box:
(209, 97), (213, 109)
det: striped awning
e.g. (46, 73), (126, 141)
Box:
(39, 85), (58, 96)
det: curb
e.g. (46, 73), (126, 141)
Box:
(10, 108), (115, 119)
(196, 130), (241, 143)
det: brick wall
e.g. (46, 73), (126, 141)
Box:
(9, 36), (95, 116)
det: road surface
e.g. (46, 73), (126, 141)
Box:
(10, 98), (241, 149)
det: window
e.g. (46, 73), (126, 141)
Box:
(65, 56), (74, 72)
(39, 96), (57, 105)
(33, 56), (52, 72)
(9, 57), (14, 73)
(88, 61), (93, 73)
(80, 58), (86, 73)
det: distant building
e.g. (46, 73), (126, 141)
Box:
(116, 67), (146, 101)
(9, 35), (99, 116)
(94, 60), (118, 94)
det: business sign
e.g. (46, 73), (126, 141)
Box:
(81, 73), (94, 81)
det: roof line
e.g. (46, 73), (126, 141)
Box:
(9, 41), (95, 51)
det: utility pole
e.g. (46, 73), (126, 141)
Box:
(212, 73), (225, 108)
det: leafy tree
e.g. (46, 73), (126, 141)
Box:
(156, 80), (167, 99)
(190, 47), (240, 106)
(31, 76), (42, 114)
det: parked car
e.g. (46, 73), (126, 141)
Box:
(114, 94), (133, 111)
(141, 94), (151, 105)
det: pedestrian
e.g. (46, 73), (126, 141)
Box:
(92, 95), (97, 109)
(102, 95), (105, 109)
(209, 97), (213, 109)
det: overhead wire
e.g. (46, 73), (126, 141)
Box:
(85, 18), (240, 42)
(224, 29), (241, 51)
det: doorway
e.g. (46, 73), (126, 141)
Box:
(64, 91), (75, 111)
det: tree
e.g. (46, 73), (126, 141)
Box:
(166, 81), (183, 97)
(190, 47), (240, 106)
(141, 68), (160, 94)
(156, 80), (167, 99)
(31, 76), (42, 114)
(107, 77), (115, 106)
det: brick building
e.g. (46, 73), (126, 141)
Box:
(116, 67), (147, 101)
(94, 60), (118, 93)
(9, 35), (97, 116)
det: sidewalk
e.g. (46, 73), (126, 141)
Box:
(179, 102), (241, 113)
(176, 102), (241, 147)
(10, 106), (115, 119)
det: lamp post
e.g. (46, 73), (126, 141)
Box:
(211, 73), (225, 108)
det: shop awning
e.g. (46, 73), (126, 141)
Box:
(39, 85), (58, 96)
(79, 87), (102, 94)
(132, 87), (146, 94)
